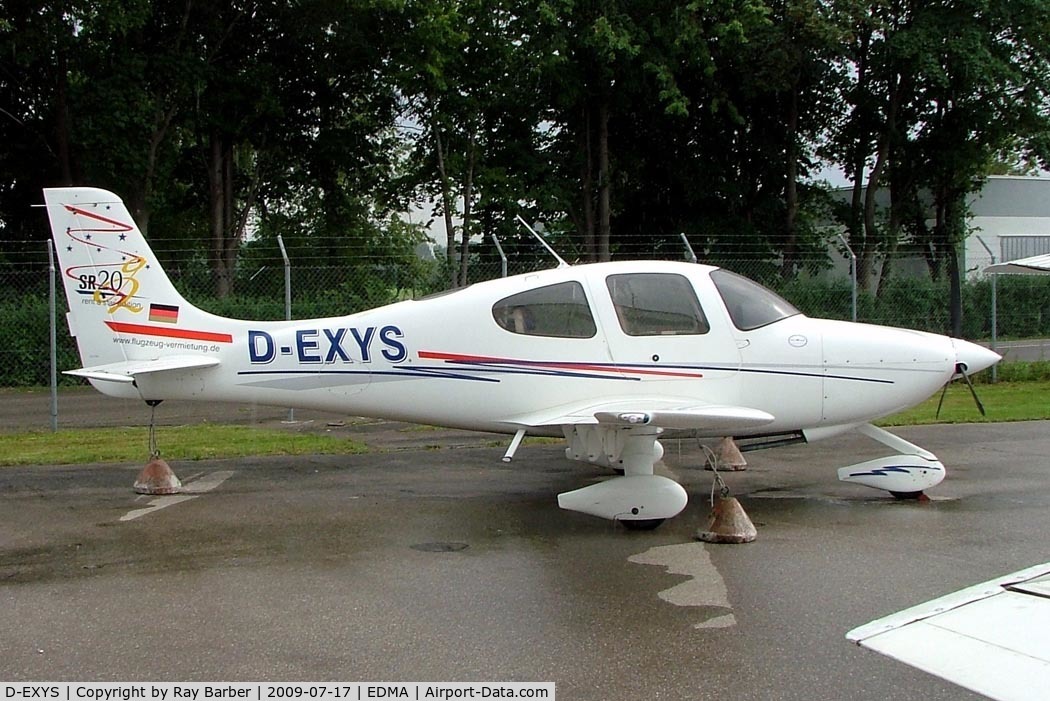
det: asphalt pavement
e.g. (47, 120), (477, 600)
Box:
(2, 390), (1050, 700)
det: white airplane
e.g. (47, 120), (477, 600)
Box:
(848, 561), (1050, 701)
(986, 252), (1050, 275)
(42, 187), (1000, 528)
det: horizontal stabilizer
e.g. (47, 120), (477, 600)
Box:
(848, 561), (1050, 701)
(65, 356), (221, 384)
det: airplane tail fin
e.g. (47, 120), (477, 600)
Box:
(43, 188), (234, 386)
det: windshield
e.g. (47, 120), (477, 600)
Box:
(710, 269), (801, 331)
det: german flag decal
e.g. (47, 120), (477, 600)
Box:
(148, 303), (179, 324)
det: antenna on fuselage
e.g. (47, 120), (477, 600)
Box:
(515, 214), (569, 268)
(680, 233), (698, 264)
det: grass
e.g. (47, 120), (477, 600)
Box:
(973, 360), (1050, 383)
(0, 424), (368, 466)
(878, 380), (1050, 426)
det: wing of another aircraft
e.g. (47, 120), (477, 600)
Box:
(847, 562), (1050, 701)
(509, 398), (775, 432)
(985, 253), (1050, 275)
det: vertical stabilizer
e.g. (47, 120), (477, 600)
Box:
(43, 188), (229, 372)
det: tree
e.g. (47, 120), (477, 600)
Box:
(531, 0), (783, 263)
(824, 0), (1050, 334)
(184, 0), (408, 297)
(398, 0), (548, 287)
(897, 0), (1050, 334)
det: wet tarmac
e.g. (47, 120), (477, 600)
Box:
(2, 391), (1050, 699)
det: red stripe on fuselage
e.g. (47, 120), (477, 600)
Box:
(417, 350), (703, 378)
(105, 321), (233, 343)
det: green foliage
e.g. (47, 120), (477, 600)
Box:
(0, 425), (368, 466)
(0, 298), (81, 387)
(184, 260), (443, 322)
(878, 380), (1050, 426)
(979, 362), (1050, 384)
(773, 272), (1050, 340)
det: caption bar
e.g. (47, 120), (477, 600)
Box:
(2, 685), (554, 701)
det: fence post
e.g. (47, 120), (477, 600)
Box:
(976, 236), (998, 383)
(492, 233), (508, 278)
(837, 234), (857, 322)
(277, 235), (295, 421)
(47, 240), (58, 432)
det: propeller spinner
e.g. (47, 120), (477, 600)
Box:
(936, 341), (1002, 418)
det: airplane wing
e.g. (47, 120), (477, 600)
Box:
(985, 253), (1050, 275)
(847, 561), (1050, 701)
(509, 399), (775, 432)
(65, 356), (221, 384)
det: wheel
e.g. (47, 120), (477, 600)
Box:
(889, 490), (924, 500)
(620, 518), (666, 531)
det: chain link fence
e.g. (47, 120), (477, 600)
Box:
(2, 239), (1048, 388)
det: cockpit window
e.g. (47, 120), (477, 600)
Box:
(606, 273), (709, 336)
(711, 269), (800, 331)
(492, 281), (597, 338)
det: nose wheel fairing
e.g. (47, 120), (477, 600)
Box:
(837, 455), (945, 494)
(834, 423), (946, 496)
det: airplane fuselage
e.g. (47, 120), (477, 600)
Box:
(100, 261), (966, 437)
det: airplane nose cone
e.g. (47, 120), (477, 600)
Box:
(952, 339), (1001, 375)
